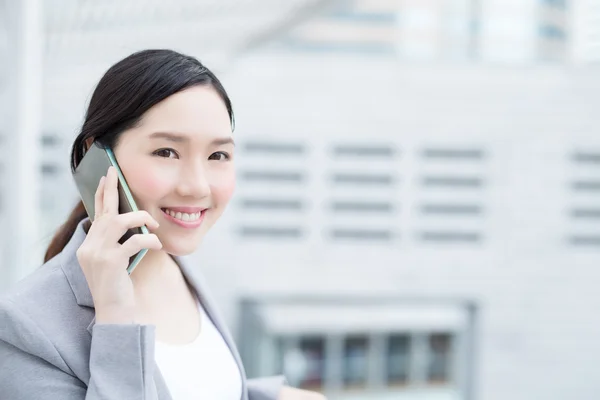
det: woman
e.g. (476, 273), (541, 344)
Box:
(0, 49), (325, 400)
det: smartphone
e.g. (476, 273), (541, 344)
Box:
(72, 142), (149, 274)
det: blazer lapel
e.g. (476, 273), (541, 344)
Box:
(59, 219), (169, 399)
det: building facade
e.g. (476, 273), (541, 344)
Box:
(1, 2), (599, 399)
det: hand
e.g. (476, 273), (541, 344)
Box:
(76, 166), (162, 324)
(278, 386), (327, 400)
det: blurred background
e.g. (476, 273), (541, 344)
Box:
(1, 0), (600, 399)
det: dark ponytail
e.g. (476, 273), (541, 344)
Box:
(43, 49), (234, 262)
(44, 201), (88, 262)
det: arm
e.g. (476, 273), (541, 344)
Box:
(247, 377), (327, 400)
(0, 339), (88, 399)
(0, 300), (157, 400)
(247, 376), (287, 400)
(86, 324), (157, 399)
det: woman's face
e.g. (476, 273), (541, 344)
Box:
(114, 85), (235, 256)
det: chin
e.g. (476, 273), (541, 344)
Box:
(161, 239), (202, 257)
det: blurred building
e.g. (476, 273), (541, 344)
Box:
(271, 0), (575, 64)
(1, 1), (600, 400)
(570, 0), (600, 64)
(209, 55), (600, 400)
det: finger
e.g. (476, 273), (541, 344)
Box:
(102, 166), (119, 215)
(106, 210), (159, 239)
(119, 210), (160, 230)
(121, 233), (162, 257)
(93, 176), (106, 221)
(102, 211), (159, 242)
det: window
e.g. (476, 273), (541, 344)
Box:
(387, 334), (411, 386)
(420, 231), (481, 243)
(298, 337), (326, 391)
(330, 228), (393, 241)
(343, 336), (369, 389)
(239, 226), (303, 238)
(240, 199), (304, 211)
(572, 152), (600, 164)
(41, 134), (60, 146)
(41, 163), (59, 176)
(570, 208), (600, 219)
(422, 148), (485, 160)
(541, 0), (566, 9)
(332, 144), (396, 158)
(572, 180), (600, 191)
(267, 331), (460, 393)
(331, 201), (393, 213)
(422, 176), (483, 188)
(421, 204), (483, 216)
(427, 333), (453, 384)
(239, 300), (474, 397)
(567, 148), (600, 248)
(539, 24), (566, 40)
(332, 173), (395, 186)
(242, 171), (305, 183)
(243, 142), (305, 155)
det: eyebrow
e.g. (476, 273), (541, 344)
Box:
(149, 132), (235, 146)
(149, 132), (188, 142)
(210, 137), (236, 147)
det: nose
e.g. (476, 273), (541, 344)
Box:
(175, 160), (211, 199)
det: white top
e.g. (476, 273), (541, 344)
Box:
(155, 300), (243, 400)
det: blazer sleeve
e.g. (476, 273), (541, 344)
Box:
(247, 375), (288, 400)
(0, 298), (157, 400)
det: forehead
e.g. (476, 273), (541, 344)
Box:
(131, 85), (232, 141)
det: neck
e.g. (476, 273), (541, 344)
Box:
(127, 249), (194, 326)
(129, 249), (181, 287)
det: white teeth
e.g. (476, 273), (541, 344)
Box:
(164, 209), (202, 222)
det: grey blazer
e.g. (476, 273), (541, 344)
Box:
(0, 220), (285, 400)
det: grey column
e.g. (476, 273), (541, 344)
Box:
(2, 0), (43, 291)
(368, 333), (387, 389)
(324, 334), (343, 392)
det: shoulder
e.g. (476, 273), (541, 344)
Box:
(0, 254), (83, 329)
(1, 255), (69, 306)
(0, 254), (92, 370)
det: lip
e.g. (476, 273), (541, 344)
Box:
(160, 207), (207, 229)
(162, 206), (207, 213)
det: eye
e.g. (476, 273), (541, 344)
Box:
(153, 148), (179, 159)
(208, 151), (230, 161)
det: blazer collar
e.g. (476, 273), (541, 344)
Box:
(60, 219), (94, 308)
(59, 219), (248, 395)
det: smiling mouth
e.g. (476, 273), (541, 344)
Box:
(161, 208), (203, 222)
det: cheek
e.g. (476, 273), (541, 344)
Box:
(124, 165), (172, 201)
(210, 173), (236, 206)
